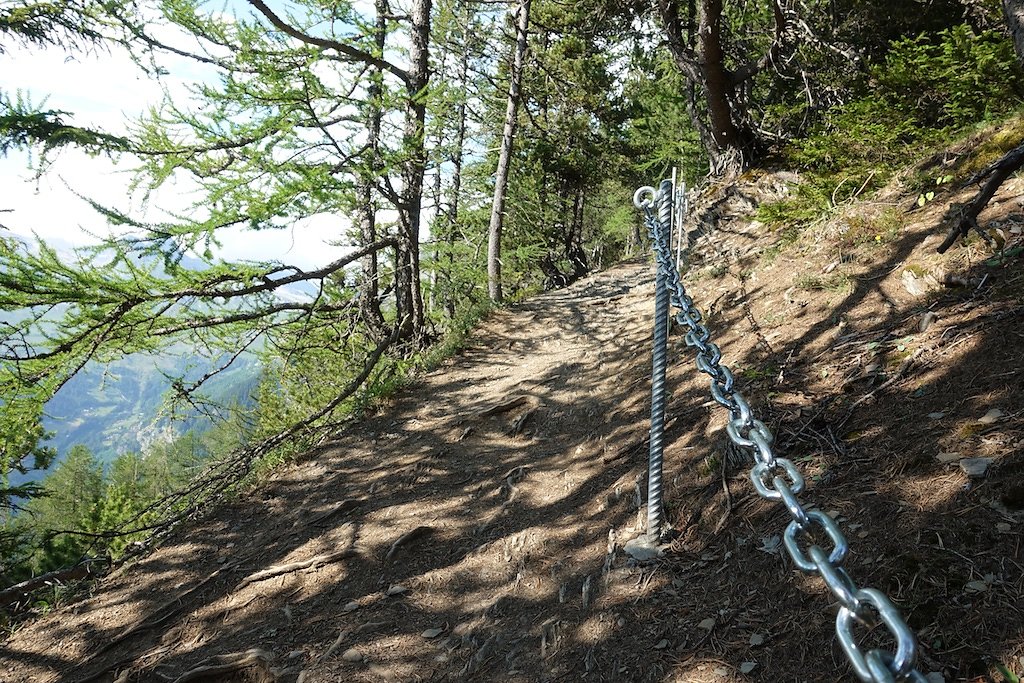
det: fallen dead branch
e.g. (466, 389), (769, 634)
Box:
(0, 558), (107, 607)
(936, 141), (1024, 253)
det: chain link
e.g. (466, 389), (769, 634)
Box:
(633, 184), (926, 683)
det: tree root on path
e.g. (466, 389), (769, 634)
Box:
(306, 499), (361, 527)
(295, 621), (387, 682)
(384, 525), (435, 562)
(170, 649), (279, 683)
(235, 545), (355, 592)
(476, 395), (533, 417)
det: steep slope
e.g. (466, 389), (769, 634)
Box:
(1, 170), (1022, 683)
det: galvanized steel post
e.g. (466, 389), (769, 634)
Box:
(646, 179), (673, 540)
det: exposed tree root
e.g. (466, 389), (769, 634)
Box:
(477, 395), (532, 417)
(75, 565), (238, 683)
(306, 499), (361, 527)
(234, 537), (355, 592)
(170, 648), (278, 683)
(384, 525), (435, 562)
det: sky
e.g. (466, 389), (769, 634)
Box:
(0, 8), (357, 270)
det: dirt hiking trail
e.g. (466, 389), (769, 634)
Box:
(3, 172), (1024, 683)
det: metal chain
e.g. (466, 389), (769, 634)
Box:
(632, 184), (928, 683)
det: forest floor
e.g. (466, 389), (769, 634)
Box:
(2, 162), (1024, 683)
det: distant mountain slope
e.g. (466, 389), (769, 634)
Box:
(7, 351), (260, 489)
(45, 351), (260, 459)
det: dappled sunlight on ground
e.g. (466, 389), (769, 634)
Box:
(2, 167), (1024, 682)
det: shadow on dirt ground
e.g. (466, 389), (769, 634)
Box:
(1, 175), (1022, 683)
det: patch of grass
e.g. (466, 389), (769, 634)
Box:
(755, 181), (834, 233)
(759, 225), (802, 264)
(841, 208), (905, 248)
(903, 263), (929, 278)
(707, 263), (728, 279)
(795, 272), (854, 292)
(419, 300), (494, 373)
(739, 365), (778, 381)
(699, 454), (720, 477)
(957, 423), (986, 439)
(961, 116), (1024, 176)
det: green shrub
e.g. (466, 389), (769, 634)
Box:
(760, 25), (1022, 245)
(877, 25), (1024, 130)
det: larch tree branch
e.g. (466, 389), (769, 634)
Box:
(244, 0), (410, 85)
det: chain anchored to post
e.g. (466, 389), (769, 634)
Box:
(631, 181), (928, 683)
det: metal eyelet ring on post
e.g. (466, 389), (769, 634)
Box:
(784, 510), (849, 572)
(837, 588), (918, 682)
(633, 186), (657, 209)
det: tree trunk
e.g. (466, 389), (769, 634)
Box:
(656, 0), (782, 172)
(699, 0), (739, 152)
(396, 0), (431, 342)
(1004, 0), (1024, 64)
(441, 13), (471, 320)
(428, 126), (444, 316)
(357, 0), (388, 339)
(569, 184), (587, 280)
(487, 0), (531, 303)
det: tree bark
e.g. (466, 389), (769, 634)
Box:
(699, 0), (741, 154)
(396, 0), (431, 341)
(1004, 0), (1024, 64)
(568, 183), (588, 280)
(656, 0), (785, 172)
(487, 0), (531, 303)
(357, 0), (389, 339)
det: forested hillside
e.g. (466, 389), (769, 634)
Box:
(1, 1), (1024, 680)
